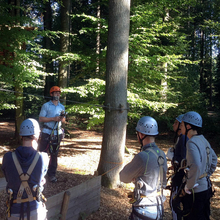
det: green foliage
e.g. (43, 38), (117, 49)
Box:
(1, 0), (220, 144)
(65, 79), (105, 130)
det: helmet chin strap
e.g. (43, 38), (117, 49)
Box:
(184, 123), (192, 146)
(138, 133), (147, 151)
(174, 123), (181, 143)
(52, 96), (59, 101)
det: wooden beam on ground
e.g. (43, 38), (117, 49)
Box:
(0, 178), (7, 192)
(60, 191), (71, 220)
(46, 175), (101, 220)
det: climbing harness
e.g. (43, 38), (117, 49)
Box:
(171, 166), (194, 217)
(7, 152), (46, 220)
(46, 111), (66, 155)
(172, 136), (214, 217)
(147, 148), (165, 197)
(129, 147), (165, 220)
(48, 122), (61, 156)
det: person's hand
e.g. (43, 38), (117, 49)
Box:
(167, 165), (173, 174)
(184, 185), (191, 194)
(54, 116), (62, 122)
(184, 183), (199, 194)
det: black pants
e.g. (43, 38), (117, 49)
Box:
(183, 189), (210, 220)
(38, 132), (61, 178)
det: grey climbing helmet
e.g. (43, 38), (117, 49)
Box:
(176, 114), (184, 123)
(182, 111), (202, 128)
(136, 116), (159, 135)
(19, 118), (40, 136)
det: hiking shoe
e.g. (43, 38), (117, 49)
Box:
(49, 176), (57, 183)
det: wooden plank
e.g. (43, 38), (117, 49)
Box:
(60, 191), (71, 220)
(47, 176), (101, 220)
(66, 182), (101, 220)
(46, 190), (65, 210)
(0, 177), (7, 192)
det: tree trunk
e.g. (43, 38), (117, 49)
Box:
(58, 0), (70, 105)
(96, 0), (101, 74)
(97, 0), (130, 188)
(43, 0), (54, 97)
(14, 84), (24, 143)
(160, 8), (169, 102)
(199, 28), (204, 93)
(11, 0), (23, 142)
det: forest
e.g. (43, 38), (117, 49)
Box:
(0, 0), (220, 168)
(1, 0), (220, 129)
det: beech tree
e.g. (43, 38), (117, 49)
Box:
(97, 0), (130, 188)
(58, 0), (71, 104)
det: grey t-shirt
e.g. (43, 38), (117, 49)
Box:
(186, 135), (217, 193)
(120, 142), (167, 205)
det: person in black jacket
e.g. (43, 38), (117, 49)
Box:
(167, 114), (188, 220)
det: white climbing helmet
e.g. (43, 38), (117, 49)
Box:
(19, 118), (40, 136)
(182, 111), (202, 128)
(176, 114), (184, 123)
(136, 116), (159, 135)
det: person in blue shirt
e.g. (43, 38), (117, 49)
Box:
(38, 86), (65, 183)
(2, 118), (49, 220)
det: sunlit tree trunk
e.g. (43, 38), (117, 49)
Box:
(160, 8), (169, 102)
(97, 0), (130, 188)
(96, 0), (100, 74)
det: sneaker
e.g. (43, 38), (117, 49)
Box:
(49, 176), (57, 183)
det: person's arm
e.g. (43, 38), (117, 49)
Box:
(39, 116), (63, 123)
(120, 154), (145, 183)
(186, 141), (200, 189)
(162, 155), (168, 188)
(208, 147), (217, 176)
(39, 153), (49, 188)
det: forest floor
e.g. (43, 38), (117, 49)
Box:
(0, 120), (219, 220)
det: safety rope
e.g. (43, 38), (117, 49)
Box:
(99, 158), (124, 176)
(0, 88), (130, 111)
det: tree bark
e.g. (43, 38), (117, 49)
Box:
(97, 0), (130, 188)
(11, 0), (23, 142)
(43, 0), (54, 97)
(58, 0), (70, 105)
(14, 84), (24, 143)
(96, 0), (101, 74)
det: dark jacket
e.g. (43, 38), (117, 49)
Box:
(2, 146), (49, 214)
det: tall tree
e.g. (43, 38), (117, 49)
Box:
(58, 0), (71, 104)
(43, 0), (54, 97)
(97, 0), (130, 188)
(9, 0), (24, 142)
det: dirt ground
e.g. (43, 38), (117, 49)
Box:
(0, 120), (219, 220)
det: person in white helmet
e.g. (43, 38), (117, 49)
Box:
(167, 114), (188, 220)
(120, 116), (167, 220)
(179, 111), (217, 220)
(2, 118), (49, 220)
